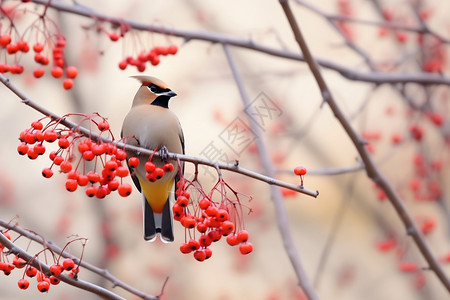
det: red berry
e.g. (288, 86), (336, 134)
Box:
(108, 180), (120, 191)
(18, 278), (30, 289)
(237, 230), (249, 243)
(181, 215), (196, 229)
(104, 160), (118, 172)
(96, 186), (108, 198)
(199, 235), (212, 247)
(25, 266), (38, 278)
(205, 205), (218, 217)
(34, 144), (46, 155)
(196, 222), (208, 233)
(0, 34), (11, 47)
(49, 276), (60, 285)
(204, 247), (212, 260)
(91, 143), (106, 156)
(220, 220), (235, 236)
(62, 258), (75, 271)
(294, 166), (307, 176)
(44, 130), (58, 142)
(27, 147), (38, 160)
(118, 183), (132, 197)
(33, 42), (44, 53)
(37, 280), (50, 293)
(150, 55), (160, 66)
(12, 256), (27, 268)
(239, 242), (253, 255)
(167, 45), (178, 55)
(115, 149), (127, 160)
(198, 198), (211, 210)
(87, 171), (100, 183)
(65, 179), (78, 192)
(109, 32), (120, 41)
(51, 66), (63, 78)
(128, 157), (139, 168)
(42, 168), (54, 178)
(60, 161), (73, 173)
(97, 121), (109, 131)
(53, 156), (64, 165)
(63, 78), (74, 90)
(85, 186), (97, 197)
(399, 261), (418, 272)
(145, 161), (156, 172)
(154, 167), (165, 179)
(65, 66), (78, 78)
(17, 143), (29, 155)
(31, 121), (43, 130)
(163, 163), (174, 172)
(75, 174), (88, 187)
(33, 68), (45, 78)
(49, 264), (63, 276)
(188, 239), (200, 251)
(180, 243), (192, 254)
(83, 150), (95, 161)
(216, 209), (229, 221)
(194, 249), (206, 262)
(176, 195), (189, 207)
(116, 166), (129, 177)
(118, 60), (127, 70)
(208, 230), (222, 242)
(58, 137), (70, 149)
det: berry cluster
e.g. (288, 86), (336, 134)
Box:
(17, 114), (133, 199)
(0, 3), (78, 89)
(174, 172), (253, 262)
(1, 230), (85, 294)
(118, 45), (178, 72)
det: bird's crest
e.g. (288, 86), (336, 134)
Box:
(131, 75), (169, 89)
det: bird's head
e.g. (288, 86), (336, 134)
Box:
(131, 75), (177, 108)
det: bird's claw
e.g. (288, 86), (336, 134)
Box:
(158, 145), (169, 161)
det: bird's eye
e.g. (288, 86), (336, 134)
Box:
(149, 84), (158, 93)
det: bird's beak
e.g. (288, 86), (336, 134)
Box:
(161, 90), (177, 97)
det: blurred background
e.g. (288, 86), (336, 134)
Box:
(0, 0), (449, 299)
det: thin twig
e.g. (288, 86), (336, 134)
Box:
(223, 43), (320, 300)
(279, 0), (450, 293)
(0, 73), (318, 198)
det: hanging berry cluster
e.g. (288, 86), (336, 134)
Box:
(0, 3), (78, 89)
(17, 113), (133, 199)
(0, 230), (85, 293)
(173, 165), (253, 262)
(118, 45), (178, 72)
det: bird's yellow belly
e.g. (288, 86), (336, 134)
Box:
(139, 178), (174, 213)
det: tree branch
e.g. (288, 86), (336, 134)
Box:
(0, 73), (318, 198)
(0, 220), (158, 300)
(26, 0), (450, 86)
(279, 0), (450, 293)
(0, 225), (128, 300)
(223, 43), (320, 300)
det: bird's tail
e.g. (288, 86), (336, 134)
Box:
(143, 195), (174, 243)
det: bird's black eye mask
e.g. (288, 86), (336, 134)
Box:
(148, 83), (170, 94)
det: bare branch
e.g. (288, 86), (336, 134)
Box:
(0, 74), (318, 198)
(223, 43), (320, 300)
(26, 0), (450, 86)
(279, 0), (450, 293)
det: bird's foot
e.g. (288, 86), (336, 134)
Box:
(158, 145), (169, 161)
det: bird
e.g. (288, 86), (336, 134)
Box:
(121, 75), (184, 243)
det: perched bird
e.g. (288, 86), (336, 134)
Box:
(121, 75), (184, 242)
